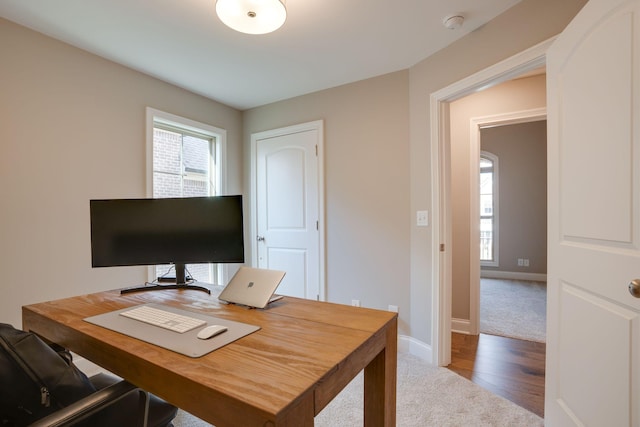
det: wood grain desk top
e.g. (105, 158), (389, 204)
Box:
(22, 286), (397, 426)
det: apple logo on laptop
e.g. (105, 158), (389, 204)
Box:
(247, 281), (254, 288)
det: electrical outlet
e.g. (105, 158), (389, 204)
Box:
(518, 258), (524, 266)
(524, 259), (530, 267)
(351, 299), (360, 307)
(388, 305), (398, 313)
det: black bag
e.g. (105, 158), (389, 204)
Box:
(0, 323), (96, 426)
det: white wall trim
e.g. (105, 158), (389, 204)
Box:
(430, 36), (555, 367)
(451, 318), (471, 335)
(399, 335), (433, 365)
(481, 270), (547, 282)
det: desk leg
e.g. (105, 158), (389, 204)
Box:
(364, 317), (397, 426)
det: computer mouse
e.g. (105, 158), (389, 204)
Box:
(197, 325), (228, 340)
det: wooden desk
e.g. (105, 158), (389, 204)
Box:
(22, 287), (397, 426)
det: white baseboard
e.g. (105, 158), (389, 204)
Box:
(451, 318), (471, 334)
(481, 270), (547, 282)
(399, 335), (432, 365)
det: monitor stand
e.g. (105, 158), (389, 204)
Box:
(120, 283), (211, 295)
(120, 263), (212, 295)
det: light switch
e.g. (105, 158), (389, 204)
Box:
(416, 210), (428, 227)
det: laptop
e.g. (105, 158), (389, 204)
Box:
(218, 267), (286, 308)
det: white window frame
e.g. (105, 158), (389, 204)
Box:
(145, 107), (229, 284)
(480, 151), (499, 267)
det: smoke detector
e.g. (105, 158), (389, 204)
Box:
(443, 15), (464, 30)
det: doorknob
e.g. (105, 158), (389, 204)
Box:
(628, 279), (640, 298)
(257, 236), (265, 242)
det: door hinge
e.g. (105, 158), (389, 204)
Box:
(315, 145), (318, 156)
(440, 243), (445, 252)
(316, 220), (319, 230)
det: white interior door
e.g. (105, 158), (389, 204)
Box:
(252, 121), (324, 300)
(546, 0), (640, 424)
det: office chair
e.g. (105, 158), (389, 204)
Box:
(0, 323), (177, 427)
(28, 372), (178, 427)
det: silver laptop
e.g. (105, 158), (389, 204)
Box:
(218, 267), (286, 308)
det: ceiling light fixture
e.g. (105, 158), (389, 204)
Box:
(216, 0), (287, 35)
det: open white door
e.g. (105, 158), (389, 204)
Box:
(546, 0), (640, 424)
(251, 121), (324, 300)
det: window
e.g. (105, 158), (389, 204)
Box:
(152, 125), (215, 198)
(480, 152), (498, 266)
(146, 108), (227, 284)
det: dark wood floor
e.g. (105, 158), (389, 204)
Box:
(447, 332), (546, 418)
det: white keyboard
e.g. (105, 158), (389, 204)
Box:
(119, 305), (206, 333)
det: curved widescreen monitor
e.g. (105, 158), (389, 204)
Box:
(90, 195), (244, 291)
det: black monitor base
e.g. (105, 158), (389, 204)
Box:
(120, 282), (211, 295)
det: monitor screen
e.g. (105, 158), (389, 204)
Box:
(90, 196), (244, 284)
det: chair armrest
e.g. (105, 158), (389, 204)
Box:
(28, 379), (144, 427)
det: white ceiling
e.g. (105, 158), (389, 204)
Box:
(0, 0), (522, 110)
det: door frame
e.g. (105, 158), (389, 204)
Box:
(430, 38), (554, 366)
(249, 120), (326, 300)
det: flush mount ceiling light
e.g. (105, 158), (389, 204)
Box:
(216, 0), (287, 35)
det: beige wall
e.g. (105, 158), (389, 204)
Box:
(242, 0), (583, 342)
(243, 72), (411, 333)
(408, 0), (586, 344)
(0, 0), (587, 349)
(449, 75), (547, 320)
(0, 18), (243, 328)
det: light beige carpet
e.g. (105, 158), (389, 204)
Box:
(480, 278), (546, 343)
(173, 353), (543, 426)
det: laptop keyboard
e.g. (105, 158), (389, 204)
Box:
(119, 305), (206, 333)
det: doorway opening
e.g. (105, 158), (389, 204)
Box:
(430, 37), (553, 367)
(468, 111), (547, 337)
(432, 44), (550, 417)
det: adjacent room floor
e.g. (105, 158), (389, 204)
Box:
(448, 332), (546, 418)
(448, 278), (547, 418)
